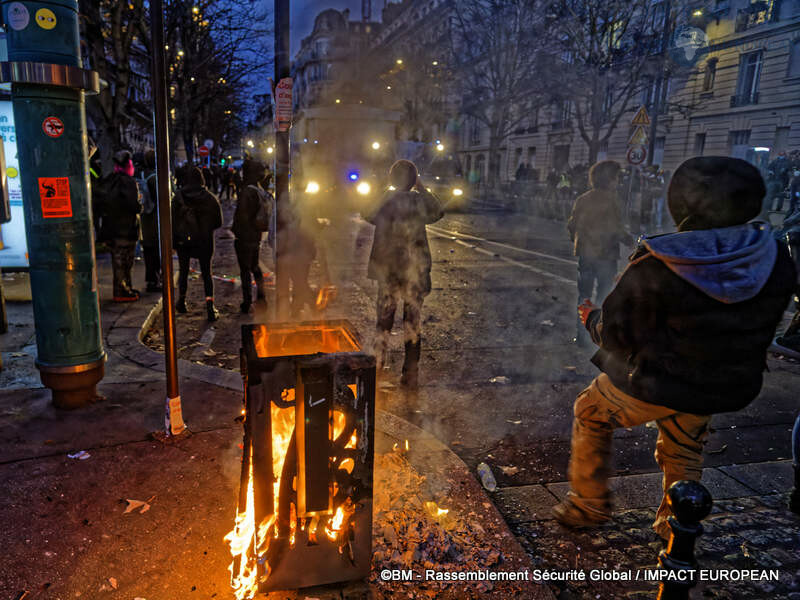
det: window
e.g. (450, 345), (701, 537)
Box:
(788, 40), (800, 78)
(703, 59), (718, 91)
(775, 126), (790, 153)
(694, 133), (706, 156)
(514, 148), (523, 171)
(729, 129), (751, 159)
(470, 118), (481, 146)
(734, 51), (763, 106)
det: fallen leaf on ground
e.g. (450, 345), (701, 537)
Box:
(506, 419), (522, 425)
(489, 376), (510, 384)
(108, 577), (118, 590)
(123, 495), (155, 514)
(498, 466), (519, 476)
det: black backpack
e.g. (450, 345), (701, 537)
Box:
(172, 191), (201, 246)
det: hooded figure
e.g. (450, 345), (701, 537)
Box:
(100, 150), (141, 301)
(172, 166), (223, 321)
(140, 150), (161, 292)
(231, 159), (272, 312)
(366, 159), (443, 387)
(553, 156), (796, 541)
(567, 160), (632, 345)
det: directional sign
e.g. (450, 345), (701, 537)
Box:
(198, 145), (210, 158)
(627, 145), (648, 166)
(631, 105), (650, 126)
(628, 125), (649, 146)
(203, 138), (214, 150)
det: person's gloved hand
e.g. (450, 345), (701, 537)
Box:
(578, 298), (598, 326)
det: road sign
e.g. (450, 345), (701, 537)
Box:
(631, 105), (650, 126)
(198, 145), (210, 158)
(628, 125), (649, 146)
(42, 116), (64, 138)
(627, 145), (647, 166)
(274, 77), (293, 132)
(203, 138), (214, 150)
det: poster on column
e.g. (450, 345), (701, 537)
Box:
(0, 99), (29, 267)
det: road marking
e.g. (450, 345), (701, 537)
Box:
(428, 225), (577, 266)
(429, 230), (575, 285)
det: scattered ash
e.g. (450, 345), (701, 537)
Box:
(370, 449), (528, 599)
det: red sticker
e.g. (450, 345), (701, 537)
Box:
(42, 116), (64, 138)
(38, 177), (72, 218)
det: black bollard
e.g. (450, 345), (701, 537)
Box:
(657, 480), (712, 600)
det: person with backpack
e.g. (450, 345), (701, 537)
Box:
(366, 159), (443, 387)
(231, 159), (273, 313)
(172, 166), (223, 321)
(553, 157), (796, 540)
(97, 150), (141, 302)
(139, 150), (161, 292)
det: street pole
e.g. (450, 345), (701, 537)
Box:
(1, 0), (104, 408)
(647, 0), (672, 167)
(274, 0), (291, 319)
(150, 0), (184, 435)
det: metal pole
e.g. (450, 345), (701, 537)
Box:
(274, 0), (291, 319)
(647, 0), (672, 167)
(149, 0), (184, 435)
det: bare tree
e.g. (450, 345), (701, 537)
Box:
(545, 0), (689, 163)
(449, 0), (546, 185)
(80, 0), (148, 170)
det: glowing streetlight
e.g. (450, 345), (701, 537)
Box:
(356, 181), (371, 195)
(432, 61), (439, 66)
(335, 98), (341, 104)
(692, 8), (703, 16)
(371, 141), (381, 150)
(386, 85), (392, 90)
(192, 6), (200, 14)
(246, 140), (254, 148)
(396, 58), (403, 65)
(267, 146), (274, 154)
(177, 49), (184, 57)
(436, 143), (445, 152)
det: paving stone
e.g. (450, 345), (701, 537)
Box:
(493, 484), (558, 523)
(718, 460), (794, 495)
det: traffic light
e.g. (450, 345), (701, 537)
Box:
(221, 158), (226, 166)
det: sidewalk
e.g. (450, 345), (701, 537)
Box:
(0, 257), (552, 600)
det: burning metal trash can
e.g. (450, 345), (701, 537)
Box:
(227, 320), (376, 598)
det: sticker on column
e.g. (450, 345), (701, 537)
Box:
(42, 116), (64, 138)
(38, 177), (72, 218)
(35, 7), (57, 30)
(7, 2), (30, 30)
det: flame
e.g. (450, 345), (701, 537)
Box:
(326, 505), (346, 541)
(424, 500), (449, 518)
(345, 431), (358, 449)
(271, 400), (295, 539)
(224, 462), (259, 600)
(339, 458), (355, 473)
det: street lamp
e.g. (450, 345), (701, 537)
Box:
(371, 141), (381, 150)
(396, 58), (403, 65)
(246, 140), (254, 148)
(267, 146), (274, 154)
(436, 143), (445, 152)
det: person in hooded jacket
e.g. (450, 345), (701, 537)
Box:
(101, 150), (142, 302)
(367, 159), (444, 387)
(172, 166), (223, 321)
(552, 156), (797, 540)
(231, 159), (272, 313)
(567, 160), (632, 345)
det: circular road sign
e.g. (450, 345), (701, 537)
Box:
(198, 145), (210, 158)
(42, 116), (64, 138)
(203, 138), (214, 150)
(627, 145), (647, 166)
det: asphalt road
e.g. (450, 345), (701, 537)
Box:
(347, 208), (800, 495)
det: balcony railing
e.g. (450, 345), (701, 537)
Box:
(730, 91), (759, 107)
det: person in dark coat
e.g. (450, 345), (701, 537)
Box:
(140, 150), (161, 292)
(366, 159), (444, 387)
(553, 156), (797, 540)
(231, 159), (272, 313)
(100, 150), (141, 302)
(172, 166), (223, 321)
(567, 160), (631, 345)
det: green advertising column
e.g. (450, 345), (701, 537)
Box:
(1, 0), (104, 408)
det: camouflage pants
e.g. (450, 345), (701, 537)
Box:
(566, 373), (710, 539)
(110, 238), (137, 297)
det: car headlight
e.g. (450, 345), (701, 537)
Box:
(452, 188), (463, 196)
(356, 181), (371, 195)
(305, 181), (320, 194)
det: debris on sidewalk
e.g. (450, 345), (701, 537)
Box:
(489, 376), (510, 384)
(123, 495), (155, 514)
(67, 450), (91, 460)
(498, 465), (520, 476)
(476, 462), (497, 491)
(540, 319), (555, 327)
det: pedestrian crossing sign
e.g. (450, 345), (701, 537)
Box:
(631, 105), (650, 126)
